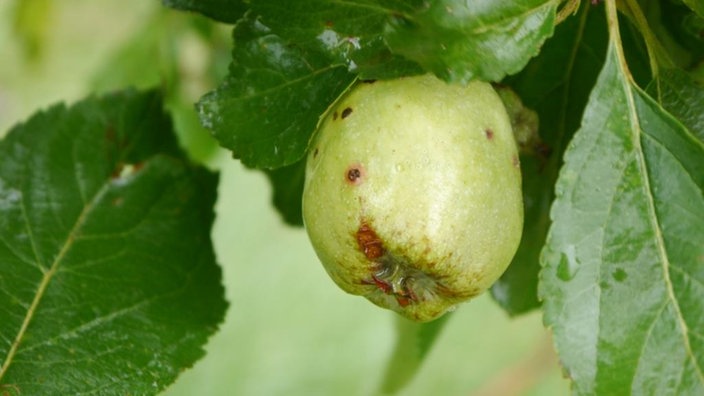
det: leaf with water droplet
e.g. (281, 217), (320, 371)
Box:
(384, 0), (558, 83)
(250, 0), (423, 80)
(198, 13), (356, 169)
(540, 45), (704, 394)
(556, 250), (579, 282)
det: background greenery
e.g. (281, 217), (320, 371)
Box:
(0, 1), (569, 394)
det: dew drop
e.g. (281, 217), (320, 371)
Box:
(556, 245), (579, 281)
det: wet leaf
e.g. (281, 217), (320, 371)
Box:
(541, 44), (704, 395)
(0, 90), (227, 394)
(251, 0), (423, 80)
(197, 13), (355, 169)
(251, 0), (557, 83)
(385, 0), (558, 83)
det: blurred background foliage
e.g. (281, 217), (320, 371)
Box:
(0, 0), (569, 394)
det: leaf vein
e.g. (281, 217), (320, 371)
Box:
(623, 76), (704, 384)
(0, 180), (111, 380)
(19, 296), (159, 354)
(631, 299), (669, 390)
(0, 233), (42, 272)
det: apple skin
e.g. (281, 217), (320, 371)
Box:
(302, 75), (523, 322)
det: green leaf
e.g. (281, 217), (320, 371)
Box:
(251, 0), (557, 83)
(251, 0), (423, 80)
(541, 44), (704, 394)
(198, 13), (356, 169)
(162, 0), (248, 24)
(0, 90), (227, 394)
(385, 0), (558, 83)
(491, 3), (608, 315)
(649, 68), (704, 142)
(263, 159), (306, 226)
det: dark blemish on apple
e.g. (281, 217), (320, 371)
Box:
(362, 79), (377, 84)
(333, 111), (338, 120)
(356, 222), (385, 260)
(341, 107), (353, 119)
(345, 164), (364, 185)
(484, 128), (494, 140)
(313, 147), (319, 158)
(512, 155), (520, 168)
(347, 168), (361, 182)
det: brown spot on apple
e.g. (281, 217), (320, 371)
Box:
(345, 164), (365, 185)
(356, 222), (385, 260)
(341, 107), (353, 119)
(485, 128), (494, 140)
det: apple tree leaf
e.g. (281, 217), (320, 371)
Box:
(540, 44), (704, 395)
(0, 90), (227, 394)
(384, 0), (558, 83)
(197, 13), (356, 169)
(649, 68), (704, 142)
(250, 0), (423, 80)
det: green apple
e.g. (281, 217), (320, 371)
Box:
(302, 75), (523, 322)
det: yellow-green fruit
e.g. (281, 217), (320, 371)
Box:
(302, 75), (523, 322)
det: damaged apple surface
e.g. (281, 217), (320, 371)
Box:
(302, 75), (523, 322)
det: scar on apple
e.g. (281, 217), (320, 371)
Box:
(484, 128), (494, 140)
(356, 222), (384, 260)
(341, 107), (353, 119)
(345, 164), (365, 185)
